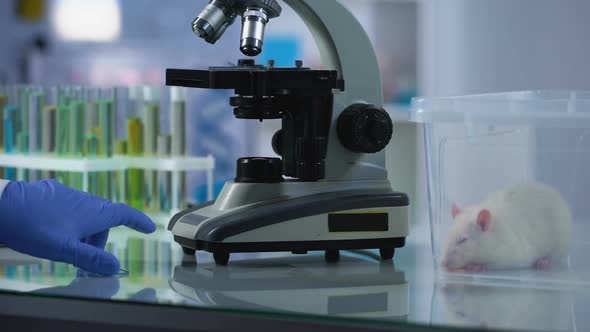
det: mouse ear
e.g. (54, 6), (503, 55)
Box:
(477, 209), (492, 232)
(452, 204), (462, 218)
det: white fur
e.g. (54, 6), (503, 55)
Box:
(442, 182), (572, 271)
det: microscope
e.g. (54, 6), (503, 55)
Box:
(167, 0), (410, 265)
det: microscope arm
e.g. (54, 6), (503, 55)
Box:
(279, 1), (418, 203)
(281, 1), (388, 181)
(283, 1), (383, 107)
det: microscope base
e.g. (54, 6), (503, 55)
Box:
(176, 236), (406, 265)
(169, 190), (409, 266)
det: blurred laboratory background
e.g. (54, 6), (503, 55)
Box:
(2, 1), (590, 330)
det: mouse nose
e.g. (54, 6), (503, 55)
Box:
(442, 250), (463, 270)
(442, 256), (458, 271)
(442, 259), (451, 270)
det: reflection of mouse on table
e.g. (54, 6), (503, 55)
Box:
(440, 283), (572, 331)
(443, 182), (572, 272)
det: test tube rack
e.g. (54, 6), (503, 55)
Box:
(0, 153), (215, 226)
(0, 84), (215, 227)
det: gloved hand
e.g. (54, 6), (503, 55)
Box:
(0, 180), (156, 276)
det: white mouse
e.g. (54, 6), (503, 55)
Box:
(442, 182), (572, 272)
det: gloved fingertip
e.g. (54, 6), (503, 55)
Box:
(136, 212), (157, 234)
(97, 255), (121, 276)
(116, 204), (157, 234)
(144, 220), (157, 234)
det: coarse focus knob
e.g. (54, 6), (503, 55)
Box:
(337, 104), (394, 154)
(235, 157), (284, 183)
(271, 129), (283, 156)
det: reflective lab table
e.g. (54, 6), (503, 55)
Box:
(0, 223), (584, 332)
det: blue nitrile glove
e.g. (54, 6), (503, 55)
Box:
(0, 180), (156, 275)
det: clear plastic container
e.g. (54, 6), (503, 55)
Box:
(411, 91), (590, 287)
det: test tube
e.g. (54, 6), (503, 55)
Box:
(17, 86), (31, 153)
(58, 85), (71, 106)
(41, 106), (56, 179)
(55, 103), (70, 186)
(143, 86), (160, 155)
(128, 86), (144, 119)
(29, 92), (44, 154)
(4, 105), (17, 180)
(143, 86), (160, 211)
(68, 101), (85, 156)
(85, 88), (99, 135)
(102, 87), (118, 200)
(127, 87), (143, 207)
(128, 117), (144, 210)
(170, 87), (187, 156)
(3, 86), (19, 180)
(170, 87), (187, 210)
(70, 101), (86, 189)
(98, 101), (115, 157)
(28, 91), (44, 181)
(44, 86), (59, 106)
(56, 104), (69, 155)
(115, 139), (127, 203)
(0, 90), (5, 149)
(0, 92), (6, 178)
(114, 87), (128, 142)
(157, 135), (172, 212)
(97, 100), (115, 198)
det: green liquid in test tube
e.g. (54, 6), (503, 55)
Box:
(69, 101), (85, 156)
(3, 105), (17, 180)
(86, 99), (99, 195)
(18, 87), (30, 152)
(17, 87), (31, 181)
(98, 101), (114, 199)
(115, 139), (128, 204)
(41, 106), (57, 179)
(0, 95), (5, 178)
(144, 101), (160, 211)
(69, 101), (86, 190)
(84, 133), (98, 193)
(170, 87), (187, 210)
(128, 117), (144, 210)
(28, 92), (44, 154)
(56, 105), (70, 186)
(157, 135), (171, 212)
(28, 92), (44, 181)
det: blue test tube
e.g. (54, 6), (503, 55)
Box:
(4, 105), (17, 180)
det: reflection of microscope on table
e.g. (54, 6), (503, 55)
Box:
(170, 254), (409, 320)
(168, 0), (411, 265)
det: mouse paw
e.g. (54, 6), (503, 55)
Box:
(534, 257), (551, 270)
(464, 263), (485, 273)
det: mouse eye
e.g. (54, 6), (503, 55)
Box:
(457, 237), (468, 245)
